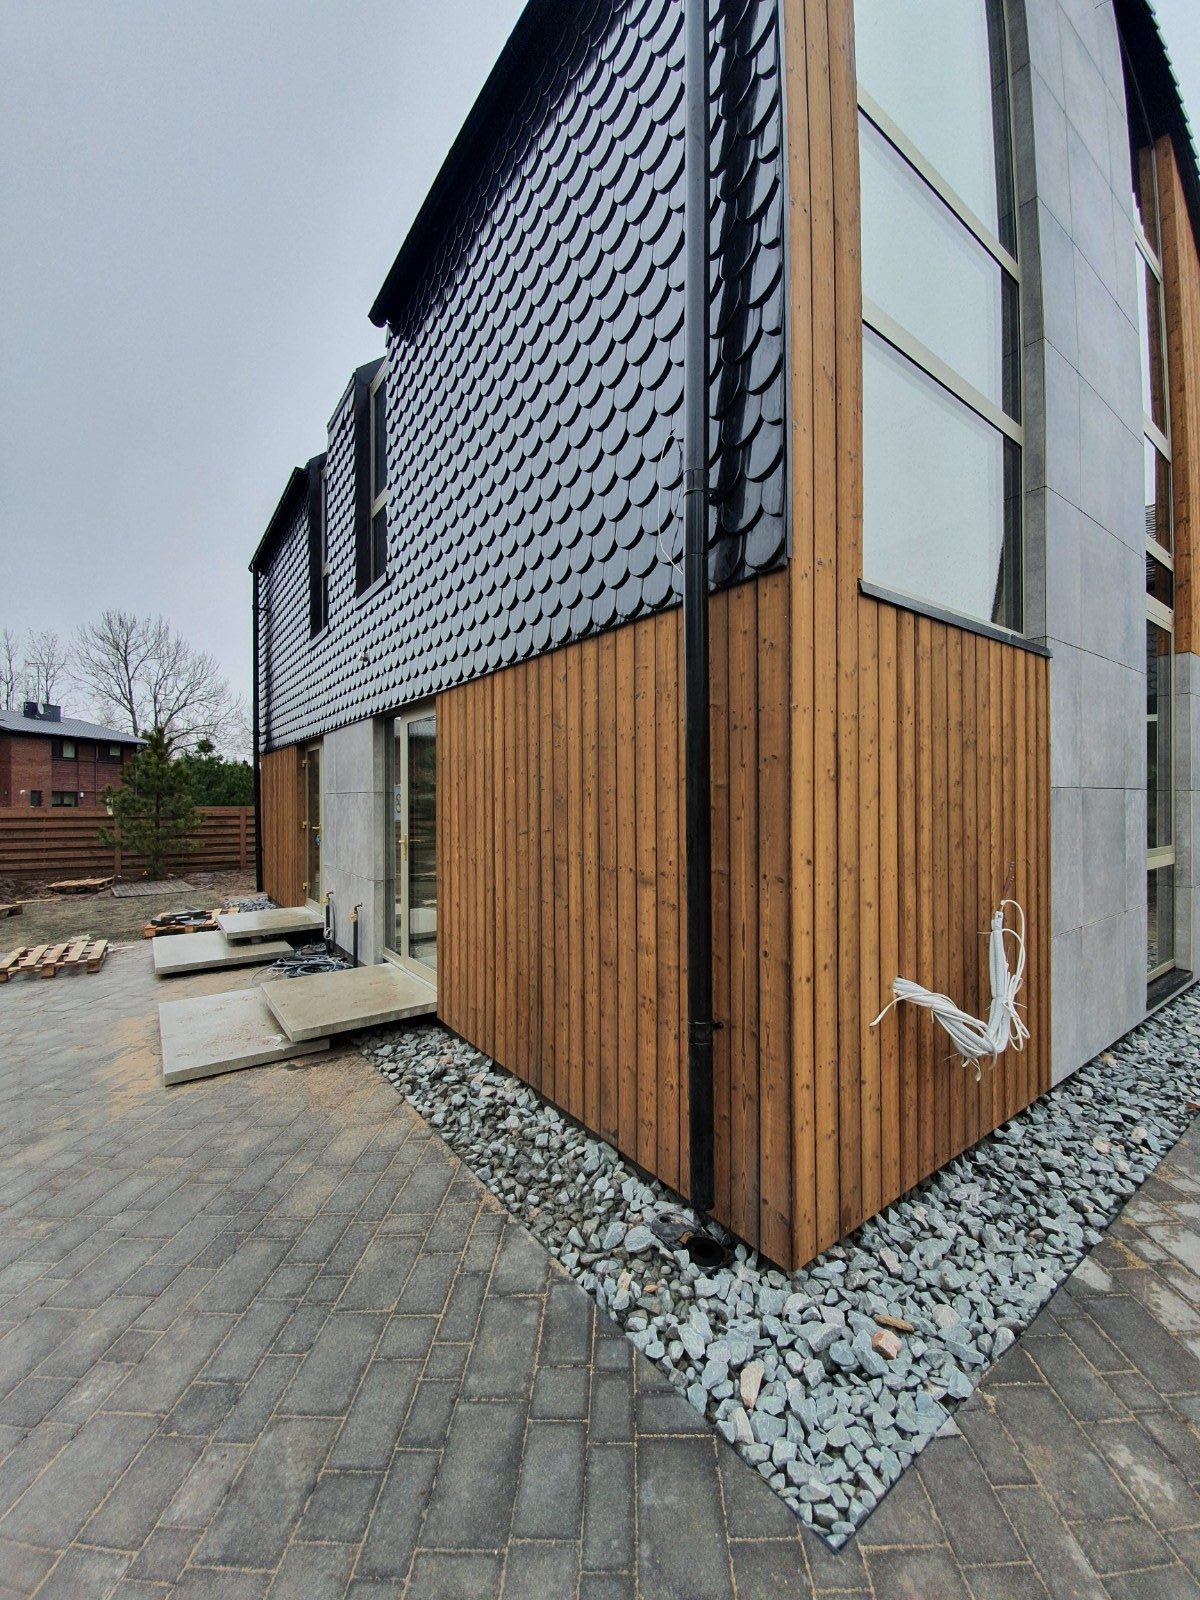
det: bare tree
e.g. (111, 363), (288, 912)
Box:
(73, 610), (240, 752)
(0, 630), (18, 710)
(22, 629), (68, 705)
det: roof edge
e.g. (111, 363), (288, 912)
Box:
(369, 0), (585, 329)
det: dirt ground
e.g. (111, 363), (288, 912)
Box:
(0, 870), (258, 949)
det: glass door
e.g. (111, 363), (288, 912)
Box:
(303, 744), (322, 906)
(389, 709), (436, 971)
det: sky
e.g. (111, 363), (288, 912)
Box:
(1, 0), (1198, 722)
(0, 0), (527, 717)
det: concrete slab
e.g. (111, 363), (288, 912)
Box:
(159, 988), (329, 1086)
(153, 931), (294, 977)
(217, 906), (325, 941)
(264, 961), (437, 1042)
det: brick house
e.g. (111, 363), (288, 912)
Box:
(0, 704), (142, 810)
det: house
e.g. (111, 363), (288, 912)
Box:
(0, 703), (142, 809)
(251, 0), (1200, 1272)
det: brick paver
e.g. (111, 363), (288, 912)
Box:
(1, 948), (1200, 1597)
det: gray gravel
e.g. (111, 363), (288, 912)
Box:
(360, 982), (1200, 1546)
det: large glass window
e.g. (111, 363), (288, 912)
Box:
(1124, 43), (1177, 982)
(855, 0), (1022, 632)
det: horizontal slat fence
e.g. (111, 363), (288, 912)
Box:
(0, 807), (256, 881)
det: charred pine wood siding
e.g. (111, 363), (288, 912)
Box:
(437, 0), (1051, 1270)
(259, 746), (305, 908)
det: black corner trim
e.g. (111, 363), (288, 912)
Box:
(858, 580), (1053, 658)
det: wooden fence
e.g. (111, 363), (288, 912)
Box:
(0, 807), (256, 882)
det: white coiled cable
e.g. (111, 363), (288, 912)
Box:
(870, 900), (1030, 1080)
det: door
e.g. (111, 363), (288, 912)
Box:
(389, 709), (436, 970)
(303, 744), (322, 906)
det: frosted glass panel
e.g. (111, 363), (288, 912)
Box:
(863, 330), (1015, 626)
(860, 116), (1010, 408)
(855, 0), (1006, 239)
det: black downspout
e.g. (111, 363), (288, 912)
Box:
(684, 0), (715, 1217)
(251, 565), (264, 893)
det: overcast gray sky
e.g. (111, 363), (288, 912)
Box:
(1, 0), (1198, 722)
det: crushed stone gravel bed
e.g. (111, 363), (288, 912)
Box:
(359, 983), (1200, 1546)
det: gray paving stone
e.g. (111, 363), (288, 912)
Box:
(356, 1449), (438, 1582)
(266, 1541), (357, 1598)
(916, 1437), (1025, 1564)
(328, 1358), (420, 1468)
(0, 1409), (157, 1548)
(338, 1235), (418, 1311)
(280, 1312), (383, 1414)
(192, 1415), (338, 1567)
(638, 1437), (733, 1600)
(30, 1547), (131, 1599)
(296, 1469), (383, 1542)
(1088, 1419), (1200, 1531)
(407, 1551), (503, 1599)
(461, 1296), (541, 1400)
(584, 1442), (635, 1572)
(991, 1383), (1134, 1521)
(514, 1419), (587, 1540)
(731, 1540), (813, 1598)
(503, 1541), (580, 1597)
(421, 1399), (526, 1549)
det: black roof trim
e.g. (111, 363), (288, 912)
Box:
(250, 460), (316, 573)
(1117, 0), (1200, 247)
(369, 0), (586, 328)
(328, 358), (384, 433)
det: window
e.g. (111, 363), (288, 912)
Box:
(855, 0), (1022, 631)
(308, 454), (329, 637)
(353, 359), (388, 595)
(54, 738), (77, 760)
(1124, 49), (1177, 981)
(51, 791), (78, 807)
(29, 790), (42, 808)
(99, 744), (122, 763)
(368, 363), (388, 584)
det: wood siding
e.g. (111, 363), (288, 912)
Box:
(1157, 134), (1200, 654)
(259, 746), (305, 907)
(437, 0), (1051, 1268)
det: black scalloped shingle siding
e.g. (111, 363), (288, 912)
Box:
(259, 0), (785, 750)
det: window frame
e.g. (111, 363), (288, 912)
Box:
(368, 361), (388, 587)
(855, 0), (1024, 636)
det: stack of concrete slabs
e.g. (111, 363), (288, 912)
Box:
(153, 931), (293, 977)
(216, 906), (325, 941)
(160, 988), (329, 1086)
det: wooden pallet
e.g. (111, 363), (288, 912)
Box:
(0, 939), (108, 981)
(47, 876), (114, 895)
(141, 910), (221, 939)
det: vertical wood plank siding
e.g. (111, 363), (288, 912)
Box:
(436, 0), (1051, 1268)
(259, 745), (305, 907)
(1157, 135), (1200, 654)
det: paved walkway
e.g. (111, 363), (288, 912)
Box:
(1, 949), (1200, 1597)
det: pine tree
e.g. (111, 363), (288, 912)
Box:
(100, 727), (199, 880)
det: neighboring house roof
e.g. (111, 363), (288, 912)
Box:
(0, 710), (143, 745)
